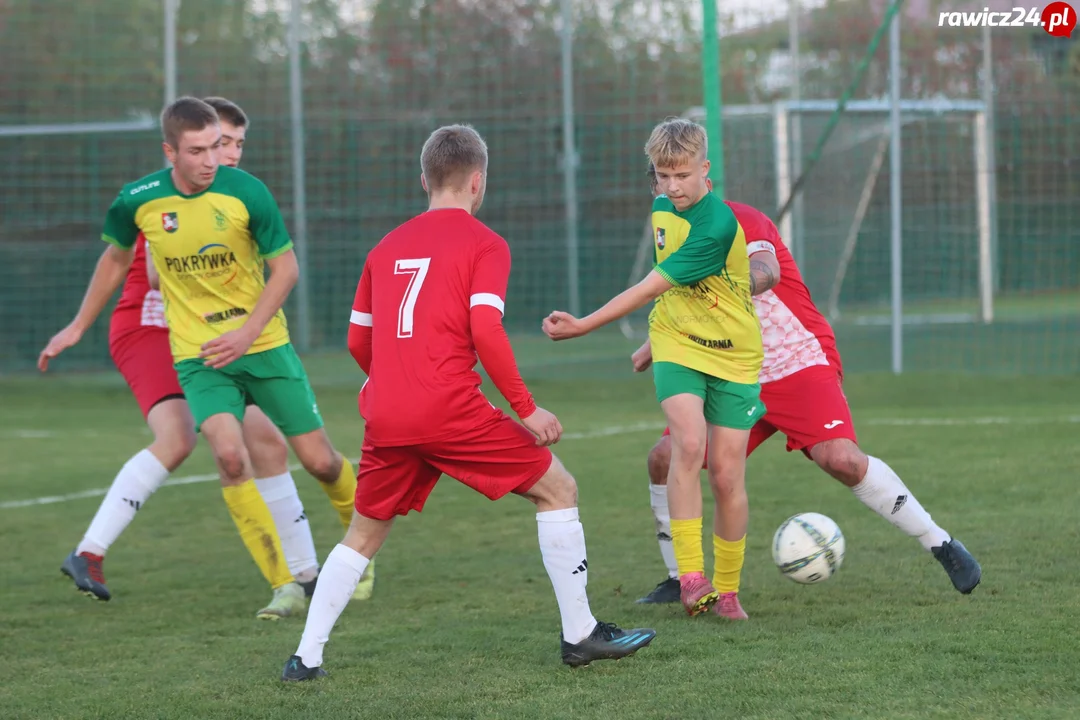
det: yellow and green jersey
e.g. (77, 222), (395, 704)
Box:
(102, 166), (294, 362)
(650, 192), (763, 384)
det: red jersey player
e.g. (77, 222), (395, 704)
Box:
(281, 125), (655, 682)
(632, 166), (981, 604)
(38, 97), (369, 618)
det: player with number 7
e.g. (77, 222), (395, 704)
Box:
(281, 123), (656, 681)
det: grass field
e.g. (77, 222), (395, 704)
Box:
(2, 351), (1079, 719)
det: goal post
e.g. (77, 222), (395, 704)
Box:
(620, 98), (996, 341)
(775, 98), (994, 327)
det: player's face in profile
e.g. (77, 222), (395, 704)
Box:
(166, 124), (221, 193)
(218, 122), (246, 168)
(654, 157), (709, 211)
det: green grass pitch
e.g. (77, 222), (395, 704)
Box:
(2, 346), (1078, 719)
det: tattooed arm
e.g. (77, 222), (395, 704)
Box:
(748, 249), (781, 296)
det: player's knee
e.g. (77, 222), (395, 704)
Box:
(811, 439), (866, 486)
(670, 433), (706, 469)
(175, 426), (198, 464)
(250, 434), (290, 475)
(301, 449), (341, 483)
(647, 437), (671, 485)
(524, 455), (578, 510)
(214, 444), (250, 484)
(707, 465), (746, 498)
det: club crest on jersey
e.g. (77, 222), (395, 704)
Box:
(162, 212), (179, 233)
(655, 227), (666, 250)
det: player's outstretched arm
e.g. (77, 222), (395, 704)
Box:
(199, 249), (299, 369)
(543, 271), (673, 341)
(38, 244), (134, 372)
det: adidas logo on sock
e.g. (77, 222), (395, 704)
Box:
(123, 498), (142, 511)
(294, 512), (307, 523)
(571, 559), (588, 575)
(656, 532), (672, 541)
(891, 495), (908, 514)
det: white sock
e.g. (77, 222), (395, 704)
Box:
(851, 456), (951, 552)
(77, 449), (169, 556)
(295, 544), (368, 668)
(649, 484), (679, 579)
(255, 472), (319, 580)
(537, 508), (598, 645)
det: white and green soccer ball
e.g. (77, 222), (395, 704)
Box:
(772, 512), (845, 584)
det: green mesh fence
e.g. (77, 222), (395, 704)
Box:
(0, 0), (1077, 376)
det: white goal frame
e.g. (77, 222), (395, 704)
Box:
(620, 98), (995, 340)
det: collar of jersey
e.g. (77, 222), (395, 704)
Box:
(166, 169), (217, 200)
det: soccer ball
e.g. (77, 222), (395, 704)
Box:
(772, 512), (845, 584)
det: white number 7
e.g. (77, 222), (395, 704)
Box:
(394, 258), (431, 338)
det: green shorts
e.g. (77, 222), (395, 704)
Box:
(653, 361), (765, 430)
(174, 343), (323, 436)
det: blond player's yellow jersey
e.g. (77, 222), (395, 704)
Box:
(101, 166), (293, 362)
(650, 192), (763, 384)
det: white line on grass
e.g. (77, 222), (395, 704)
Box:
(0, 421), (668, 511)
(3, 415), (1078, 510)
(864, 415), (1080, 426)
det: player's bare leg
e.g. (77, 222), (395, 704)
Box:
(243, 406), (320, 592)
(661, 394), (717, 616)
(284, 427), (374, 599)
(202, 413), (303, 618)
(62, 398), (196, 601)
(285, 511), (393, 681)
(706, 425), (751, 620)
(516, 455), (656, 667)
(635, 435), (681, 604)
(810, 438), (981, 593)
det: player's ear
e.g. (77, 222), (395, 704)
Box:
(162, 142), (176, 167)
(470, 170), (483, 196)
(701, 159), (711, 177)
(420, 173), (429, 194)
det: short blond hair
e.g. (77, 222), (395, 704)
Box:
(420, 124), (488, 192)
(644, 118), (708, 168)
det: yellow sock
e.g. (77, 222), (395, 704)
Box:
(321, 457), (357, 529)
(670, 517), (705, 577)
(222, 480), (294, 589)
(713, 534), (746, 593)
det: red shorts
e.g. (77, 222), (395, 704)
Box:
(109, 328), (184, 419)
(354, 411), (553, 521)
(661, 364), (858, 467)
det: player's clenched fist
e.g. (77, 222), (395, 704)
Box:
(542, 311), (586, 341)
(522, 406), (563, 446)
(631, 339), (653, 373)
